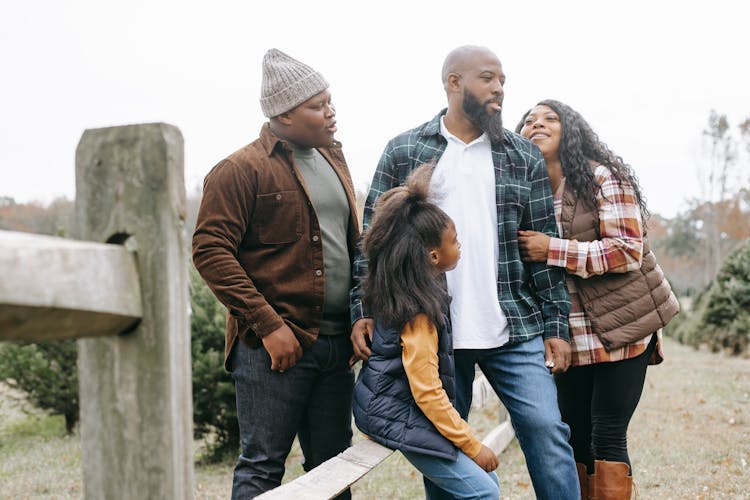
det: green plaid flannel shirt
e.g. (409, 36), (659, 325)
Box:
(350, 109), (570, 343)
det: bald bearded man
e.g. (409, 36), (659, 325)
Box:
(350, 45), (579, 499)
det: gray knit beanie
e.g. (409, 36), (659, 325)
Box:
(260, 48), (329, 118)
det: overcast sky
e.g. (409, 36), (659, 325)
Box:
(2, 0), (749, 218)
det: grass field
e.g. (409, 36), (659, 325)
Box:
(1, 337), (748, 499)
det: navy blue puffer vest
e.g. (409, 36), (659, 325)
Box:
(353, 314), (458, 460)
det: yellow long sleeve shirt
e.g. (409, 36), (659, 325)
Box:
(400, 314), (483, 459)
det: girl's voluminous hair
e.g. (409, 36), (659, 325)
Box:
(362, 163), (451, 331)
(515, 99), (650, 223)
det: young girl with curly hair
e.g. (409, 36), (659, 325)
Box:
(353, 163), (500, 499)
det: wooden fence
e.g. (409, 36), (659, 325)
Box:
(257, 374), (515, 499)
(0, 123), (193, 500)
(0, 122), (516, 499)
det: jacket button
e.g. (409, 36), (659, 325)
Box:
(275, 194), (282, 200)
(312, 235), (319, 242)
(315, 269), (322, 276)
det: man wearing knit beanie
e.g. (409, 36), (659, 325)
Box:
(193, 48), (359, 499)
(260, 48), (329, 118)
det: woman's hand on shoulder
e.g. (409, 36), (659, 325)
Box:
(518, 230), (551, 263)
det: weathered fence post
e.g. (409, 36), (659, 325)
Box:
(74, 123), (194, 499)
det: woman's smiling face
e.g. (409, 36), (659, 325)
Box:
(520, 104), (562, 161)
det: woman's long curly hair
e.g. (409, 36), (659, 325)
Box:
(515, 99), (650, 222)
(362, 163), (451, 331)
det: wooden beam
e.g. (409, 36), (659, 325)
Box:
(471, 372), (494, 410)
(482, 419), (515, 455)
(257, 374), (516, 500)
(0, 229), (142, 342)
(257, 439), (394, 500)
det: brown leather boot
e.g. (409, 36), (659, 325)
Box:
(576, 462), (589, 500)
(588, 468), (598, 500)
(593, 460), (633, 499)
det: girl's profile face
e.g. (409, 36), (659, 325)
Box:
(431, 221), (461, 273)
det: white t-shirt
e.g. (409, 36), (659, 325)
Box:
(431, 117), (509, 349)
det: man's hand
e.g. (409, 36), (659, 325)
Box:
(518, 230), (551, 263)
(262, 324), (302, 372)
(544, 337), (571, 374)
(472, 444), (499, 472)
(350, 318), (374, 364)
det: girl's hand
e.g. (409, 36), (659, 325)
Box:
(472, 444), (499, 472)
(518, 230), (551, 263)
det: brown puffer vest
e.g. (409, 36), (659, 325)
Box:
(559, 176), (679, 351)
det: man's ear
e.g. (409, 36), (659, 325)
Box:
(446, 72), (462, 92)
(275, 112), (293, 126)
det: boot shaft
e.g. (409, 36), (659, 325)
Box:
(576, 462), (589, 500)
(593, 460), (632, 500)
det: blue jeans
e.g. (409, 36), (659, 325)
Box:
(428, 335), (579, 500)
(404, 449), (499, 499)
(229, 334), (354, 499)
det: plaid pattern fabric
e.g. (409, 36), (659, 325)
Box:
(549, 167), (655, 365)
(350, 110), (570, 343)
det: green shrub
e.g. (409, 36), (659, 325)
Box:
(665, 290), (707, 347)
(0, 340), (79, 433)
(669, 240), (750, 355)
(189, 265), (239, 461)
(663, 302), (687, 341)
(700, 240), (750, 354)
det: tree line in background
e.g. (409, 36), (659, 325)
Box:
(650, 111), (750, 355)
(0, 110), (747, 457)
(652, 111), (750, 295)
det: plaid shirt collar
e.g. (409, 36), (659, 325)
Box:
(419, 108), (513, 146)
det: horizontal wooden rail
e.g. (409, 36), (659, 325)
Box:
(257, 374), (514, 500)
(0, 229), (142, 342)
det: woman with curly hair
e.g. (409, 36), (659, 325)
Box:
(515, 100), (679, 499)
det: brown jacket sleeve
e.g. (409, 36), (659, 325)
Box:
(401, 314), (483, 458)
(192, 159), (284, 337)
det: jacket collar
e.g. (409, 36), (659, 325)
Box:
(259, 122), (282, 156)
(419, 109), (447, 138)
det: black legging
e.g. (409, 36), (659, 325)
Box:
(555, 335), (656, 474)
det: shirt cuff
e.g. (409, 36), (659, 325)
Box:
(463, 438), (483, 459)
(546, 236), (569, 269)
(243, 305), (285, 338)
(350, 300), (366, 326)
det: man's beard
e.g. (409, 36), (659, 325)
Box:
(462, 89), (504, 143)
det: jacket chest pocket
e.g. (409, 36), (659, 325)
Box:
(254, 190), (302, 244)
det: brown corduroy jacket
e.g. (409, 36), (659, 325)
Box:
(192, 124), (360, 369)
